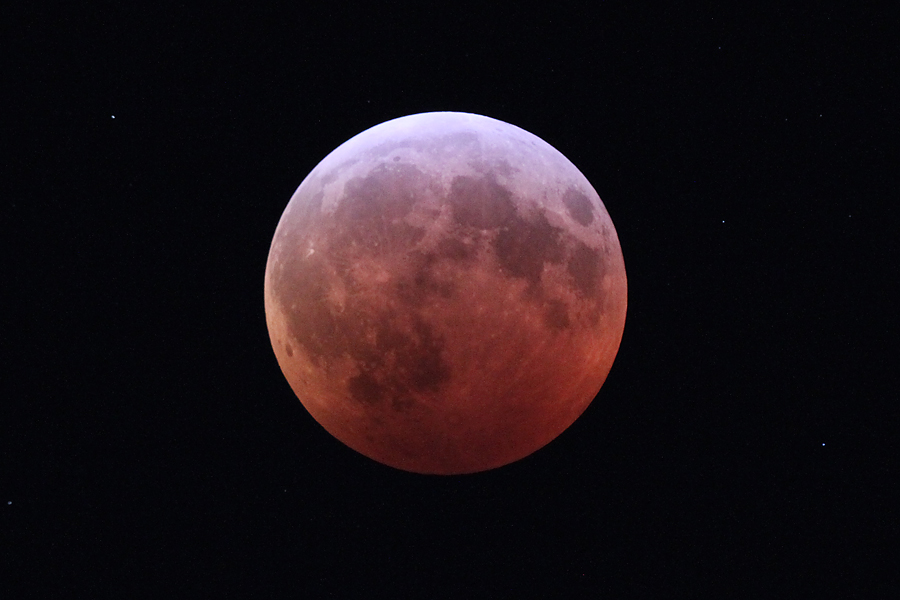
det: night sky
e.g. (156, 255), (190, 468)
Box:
(4, 3), (896, 596)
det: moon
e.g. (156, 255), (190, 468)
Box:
(264, 112), (627, 474)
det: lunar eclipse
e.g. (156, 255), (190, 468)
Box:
(264, 112), (627, 474)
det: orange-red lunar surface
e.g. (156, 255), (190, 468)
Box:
(264, 112), (627, 474)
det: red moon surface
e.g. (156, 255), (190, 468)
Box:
(264, 112), (627, 474)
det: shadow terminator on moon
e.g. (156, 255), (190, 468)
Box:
(265, 112), (627, 474)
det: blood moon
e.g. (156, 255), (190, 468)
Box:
(264, 112), (627, 474)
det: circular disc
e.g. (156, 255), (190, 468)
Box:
(265, 112), (627, 474)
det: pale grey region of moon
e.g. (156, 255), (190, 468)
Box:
(265, 112), (627, 474)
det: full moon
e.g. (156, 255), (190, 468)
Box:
(265, 112), (627, 474)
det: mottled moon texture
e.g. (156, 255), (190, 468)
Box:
(265, 112), (627, 474)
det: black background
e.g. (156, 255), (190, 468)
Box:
(4, 2), (896, 597)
